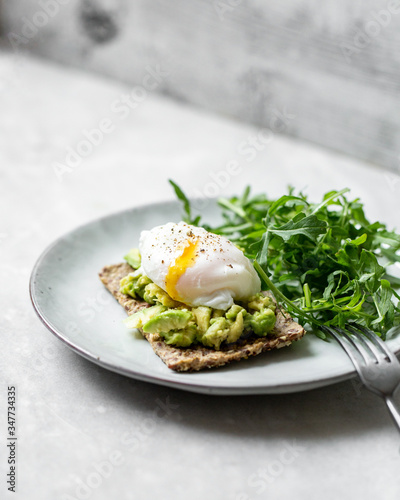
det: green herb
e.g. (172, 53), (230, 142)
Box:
(171, 183), (400, 339)
(168, 180), (201, 226)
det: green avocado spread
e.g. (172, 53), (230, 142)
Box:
(120, 249), (276, 350)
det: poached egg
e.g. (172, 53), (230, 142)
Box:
(139, 221), (261, 310)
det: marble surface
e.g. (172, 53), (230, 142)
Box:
(1, 51), (400, 500)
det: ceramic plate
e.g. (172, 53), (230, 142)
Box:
(30, 200), (400, 395)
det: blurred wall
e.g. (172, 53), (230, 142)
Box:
(2, 0), (400, 173)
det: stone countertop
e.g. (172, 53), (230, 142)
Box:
(1, 51), (400, 500)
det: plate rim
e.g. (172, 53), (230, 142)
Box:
(29, 199), (399, 395)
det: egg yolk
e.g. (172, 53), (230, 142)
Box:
(165, 238), (200, 302)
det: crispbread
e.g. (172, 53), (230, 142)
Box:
(99, 262), (306, 371)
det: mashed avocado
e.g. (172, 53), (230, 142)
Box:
(123, 248), (141, 269)
(121, 249), (276, 350)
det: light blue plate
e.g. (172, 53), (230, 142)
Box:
(29, 200), (400, 395)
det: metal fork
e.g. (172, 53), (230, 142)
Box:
(321, 323), (400, 434)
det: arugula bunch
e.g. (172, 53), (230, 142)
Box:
(169, 181), (400, 339)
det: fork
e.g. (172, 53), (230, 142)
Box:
(321, 323), (400, 434)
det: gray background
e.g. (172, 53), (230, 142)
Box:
(2, 0), (400, 172)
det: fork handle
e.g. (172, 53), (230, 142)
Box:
(384, 396), (400, 434)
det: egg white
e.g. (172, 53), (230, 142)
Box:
(139, 221), (261, 310)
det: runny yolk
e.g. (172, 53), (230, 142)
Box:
(165, 238), (199, 302)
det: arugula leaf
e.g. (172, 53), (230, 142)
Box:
(268, 195), (308, 216)
(168, 179), (193, 224)
(170, 181), (400, 338)
(310, 188), (350, 214)
(372, 279), (393, 326)
(267, 214), (327, 243)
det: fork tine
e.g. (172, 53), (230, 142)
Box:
(323, 324), (381, 363)
(336, 325), (376, 363)
(321, 325), (368, 367)
(346, 324), (383, 362)
(351, 323), (398, 363)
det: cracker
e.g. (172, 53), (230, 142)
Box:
(99, 263), (305, 372)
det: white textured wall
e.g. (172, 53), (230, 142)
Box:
(2, 0), (400, 172)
